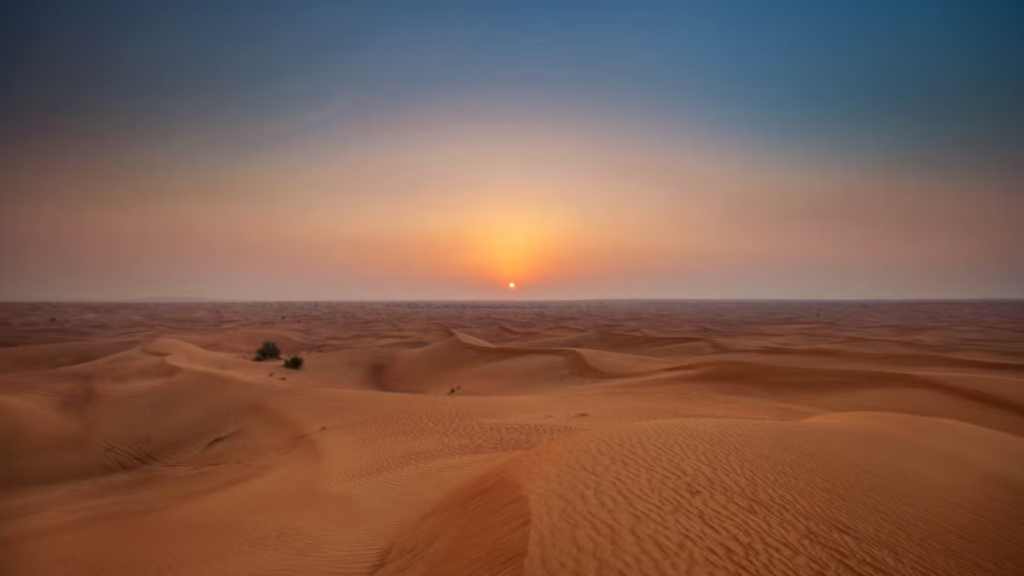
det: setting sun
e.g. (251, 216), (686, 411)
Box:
(3, 2), (1021, 575)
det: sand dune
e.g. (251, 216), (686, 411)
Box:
(1, 300), (1023, 575)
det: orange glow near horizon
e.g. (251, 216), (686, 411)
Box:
(461, 202), (569, 286)
(5, 108), (1022, 302)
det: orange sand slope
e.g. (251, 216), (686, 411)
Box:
(1, 300), (1023, 575)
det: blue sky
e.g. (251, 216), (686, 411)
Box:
(3, 0), (1022, 159)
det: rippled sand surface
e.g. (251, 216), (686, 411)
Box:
(2, 300), (1023, 575)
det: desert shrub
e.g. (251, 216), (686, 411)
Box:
(283, 355), (304, 370)
(254, 341), (281, 361)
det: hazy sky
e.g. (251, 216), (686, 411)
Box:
(2, 0), (1022, 300)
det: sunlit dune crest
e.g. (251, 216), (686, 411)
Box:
(2, 1), (1023, 575)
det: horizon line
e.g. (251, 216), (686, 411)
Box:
(3, 297), (1023, 304)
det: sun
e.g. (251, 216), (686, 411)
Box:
(508, 281), (517, 290)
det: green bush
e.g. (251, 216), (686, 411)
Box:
(254, 341), (281, 361)
(283, 355), (304, 370)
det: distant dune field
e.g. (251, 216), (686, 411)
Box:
(1, 300), (1023, 575)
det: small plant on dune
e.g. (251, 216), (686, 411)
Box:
(254, 341), (281, 361)
(283, 355), (304, 370)
(447, 385), (461, 396)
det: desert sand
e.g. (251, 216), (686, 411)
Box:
(1, 300), (1023, 575)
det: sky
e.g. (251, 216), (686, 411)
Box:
(1, 0), (1022, 300)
